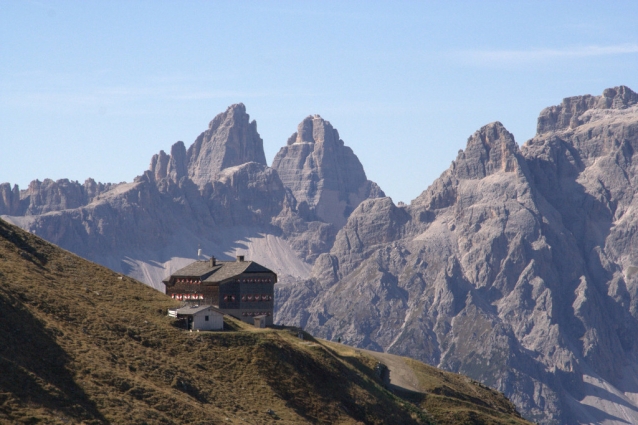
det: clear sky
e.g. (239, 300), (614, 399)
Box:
(1, 1), (637, 204)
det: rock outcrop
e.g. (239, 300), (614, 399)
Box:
(185, 103), (267, 188)
(276, 87), (638, 424)
(0, 106), (382, 292)
(0, 178), (119, 216)
(150, 141), (188, 182)
(537, 85), (638, 134)
(272, 115), (384, 229)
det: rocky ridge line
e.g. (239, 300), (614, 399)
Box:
(276, 86), (638, 424)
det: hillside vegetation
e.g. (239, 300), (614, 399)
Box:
(0, 218), (530, 425)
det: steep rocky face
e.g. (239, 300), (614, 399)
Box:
(150, 141), (188, 182)
(1, 107), (386, 283)
(205, 162), (288, 227)
(537, 85), (638, 134)
(10, 175), (202, 262)
(276, 87), (638, 424)
(0, 178), (119, 216)
(2, 165), (288, 292)
(0, 183), (21, 215)
(272, 115), (384, 229)
(185, 103), (267, 188)
(453, 121), (520, 179)
(2, 105), (384, 290)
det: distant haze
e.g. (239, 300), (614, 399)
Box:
(1, 1), (637, 203)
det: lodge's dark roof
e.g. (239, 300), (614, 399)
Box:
(204, 261), (272, 283)
(164, 259), (275, 284)
(175, 305), (223, 316)
(173, 261), (221, 278)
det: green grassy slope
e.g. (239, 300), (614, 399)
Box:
(0, 218), (531, 425)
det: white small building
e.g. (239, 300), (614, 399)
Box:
(254, 315), (267, 328)
(173, 305), (224, 331)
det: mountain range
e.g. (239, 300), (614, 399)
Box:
(1, 217), (532, 424)
(2, 86), (638, 424)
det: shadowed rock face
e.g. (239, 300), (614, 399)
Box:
(0, 105), (383, 289)
(272, 115), (384, 229)
(276, 86), (638, 424)
(205, 162), (288, 227)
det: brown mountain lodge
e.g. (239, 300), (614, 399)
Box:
(163, 255), (276, 326)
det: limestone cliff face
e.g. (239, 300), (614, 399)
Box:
(149, 104), (267, 189)
(536, 85), (638, 134)
(0, 105), (383, 291)
(205, 162), (288, 227)
(150, 141), (188, 183)
(185, 103), (267, 188)
(272, 115), (384, 229)
(276, 87), (638, 424)
(0, 178), (119, 216)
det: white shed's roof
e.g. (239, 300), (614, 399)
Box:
(176, 305), (222, 316)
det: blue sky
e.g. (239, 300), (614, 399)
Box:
(1, 1), (637, 204)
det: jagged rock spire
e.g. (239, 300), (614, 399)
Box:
(148, 104), (267, 188)
(186, 103), (267, 188)
(453, 121), (520, 180)
(272, 114), (384, 228)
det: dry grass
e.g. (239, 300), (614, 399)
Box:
(319, 341), (531, 425)
(398, 358), (531, 425)
(0, 218), (531, 425)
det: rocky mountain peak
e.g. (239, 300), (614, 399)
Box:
(453, 121), (520, 180)
(167, 141), (187, 181)
(537, 85), (638, 134)
(277, 86), (638, 424)
(149, 150), (169, 181)
(185, 103), (267, 188)
(272, 115), (384, 229)
(149, 141), (188, 183)
(289, 114), (340, 146)
(601, 85), (638, 108)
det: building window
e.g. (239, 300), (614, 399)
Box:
(205, 316), (209, 321)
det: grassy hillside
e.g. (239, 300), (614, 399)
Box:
(0, 218), (531, 425)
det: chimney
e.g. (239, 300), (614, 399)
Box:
(209, 256), (216, 267)
(236, 255), (244, 262)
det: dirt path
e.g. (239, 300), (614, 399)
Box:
(316, 338), (424, 394)
(356, 348), (423, 393)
